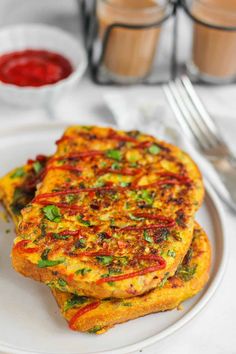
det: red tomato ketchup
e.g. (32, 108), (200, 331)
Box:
(0, 49), (73, 87)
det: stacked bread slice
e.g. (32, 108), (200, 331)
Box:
(0, 126), (211, 333)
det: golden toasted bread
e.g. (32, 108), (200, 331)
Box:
(5, 126), (204, 298)
(51, 223), (211, 333)
(0, 160), (210, 334)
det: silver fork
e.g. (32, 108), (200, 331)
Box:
(163, 75), (236, 213)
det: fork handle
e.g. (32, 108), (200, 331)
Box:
(212, 157), (236, 211)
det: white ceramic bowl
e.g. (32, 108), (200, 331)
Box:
(0, 24), (87, 107)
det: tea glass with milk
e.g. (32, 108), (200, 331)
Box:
(187, 0), (236, 83)
(96, 0), (170, 83)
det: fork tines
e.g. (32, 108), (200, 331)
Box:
(163, 76), (226, 152)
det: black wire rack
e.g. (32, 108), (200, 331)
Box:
(78, 0), (236, 86)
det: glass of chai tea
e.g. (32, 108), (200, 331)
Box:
(96, 0), (171, 83)
(187, 0), (236, 84)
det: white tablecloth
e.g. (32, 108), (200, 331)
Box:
(0, 1), (235, 354)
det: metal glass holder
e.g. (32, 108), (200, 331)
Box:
(79, 0), (236, 85)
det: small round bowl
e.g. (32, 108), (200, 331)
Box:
(0, 24), (87, 107)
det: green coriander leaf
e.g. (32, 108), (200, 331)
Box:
(65, 194), (76, 203)
(58, 278), (67, 287)
(129, 213), (144, 221)
(75, 268), (92, 276)
(41, 248), (50, 260)
(52, 233), (70, 240)
(64, 294), (88, 311)
(122, 302), (132, 307)
(118, 256), (128, 266)
(120, 181), (130, 187)
(158, 272), (170, 288)
(87, 325), (102, 334)
(43, 205), (61, 223)
(138, 190), (154, 205)
(143, 230), (153, 243)
(10, 167), (25, 179)
(177, 264), (197, 281)
(111, 162), (121, 170)
(38, 259), (65, 268)
(94, 180), (105, 188)
(106, 149), (122, 161)
(148, 144), (161, 155)
(167, 250), (176, 258)
(74, 238), (86, 249)
(33, 161), (43, 174)
(77, 215), (91, 227)
(96, 255), (113, 266)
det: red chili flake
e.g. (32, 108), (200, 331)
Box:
(136, 141), (153, 149)
(137, 254), (163, 261)
(46, 165), (82, 173)
(69, 301), (101, 330)
(55, 136), (70, 145)
(107, 131), (137, 143)
(14, 240), (38, 253)
(76, 251), (113, 257)
(96, 259), (166, 284)
(50, 151), (104, 162)
(47, 230), (81, 237)
(67, 273), (74, 282)
(36, 200), (83, 211)
(120, 224), (174, 231)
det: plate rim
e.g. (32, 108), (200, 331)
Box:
(0, 123), (228, 354)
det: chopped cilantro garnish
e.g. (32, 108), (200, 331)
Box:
(64, 294), (88, 311)
(87, 325), (102, 333)
(52, 233), (70, 240)
(75, 268), (91, 276)
(58, 278), (67, 287)
(122, 302), (132, 307)
(129, 213), (144, 221)
(77, 215), (91, 227)
(41, 248), (50, 260)
(167, 250), (176, 258)
(38, 259), (64, 268)
(81, 126), (92, 131)
(74, 238), (86, 249)
(33, 161), (42, 174)
(65, 194), (76, 203)
(158, 272), (170, 288)
(118, 256), (128, 266)
(101, 268), (121, 278)
(177, 264), (197, 281)
(138, 190), (154, 205)
(111, 162), (121, 170)
(10, 167), (25, 179)
(106, 149), (122, 161)
(43, 205), (61, 223)
(120, 181), (130, 187)
(143, 230), (153, 243)
(94, 180), (105, 188)
(96, 255), (113, 266)
(148, 144), (161, 155)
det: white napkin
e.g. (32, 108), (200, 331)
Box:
(104, 91), (234, 211)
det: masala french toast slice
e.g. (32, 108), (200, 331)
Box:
(51, 223), (211, 333)
(11, 126), (204, 298)
(0, 162), (210, 334)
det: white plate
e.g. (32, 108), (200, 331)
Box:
(0, 123), (227, 354)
